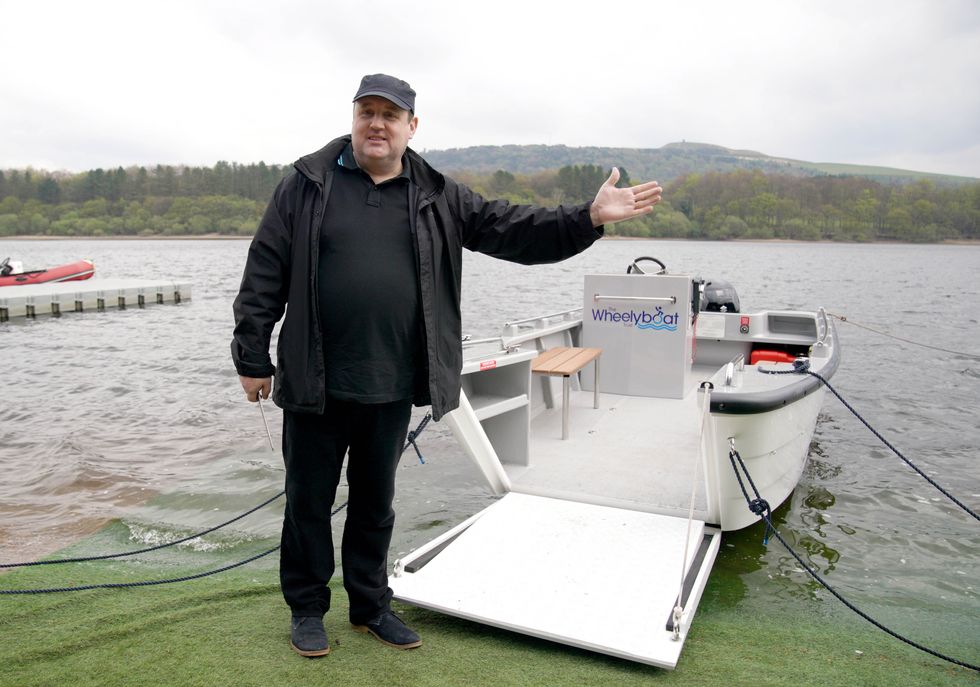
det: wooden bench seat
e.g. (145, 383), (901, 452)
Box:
(531, 347), (602, 439)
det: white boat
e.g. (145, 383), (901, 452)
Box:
(390, 257), (839, 669)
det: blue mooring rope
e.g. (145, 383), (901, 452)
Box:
(728, 444), (978, 672)
(0, 490), (287, 570)
(759, 359), (978, 522)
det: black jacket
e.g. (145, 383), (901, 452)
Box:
(231, 135), (603, 421)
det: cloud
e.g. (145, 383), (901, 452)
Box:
(0, 0), (977, 176)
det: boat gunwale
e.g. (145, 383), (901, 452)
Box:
(707, 318), (840, 415)
(486, 308), (840, 418)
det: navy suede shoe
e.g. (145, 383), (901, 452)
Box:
(352, 611), (422, 649)
(290, 615), (330, 657)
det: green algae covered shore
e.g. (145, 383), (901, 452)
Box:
(0, 522), (973, 687)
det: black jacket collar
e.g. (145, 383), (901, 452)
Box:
(294, 135), (444, 196)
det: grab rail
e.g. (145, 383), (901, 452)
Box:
(504, 307), (581, 327)
(817, 307), (830, 346)
(593, 294), (677, 304)
(462, 336), (503, 348)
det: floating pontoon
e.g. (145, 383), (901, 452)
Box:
(0, 279), (192, 321)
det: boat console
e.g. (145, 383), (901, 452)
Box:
(582, 272), (695, 399)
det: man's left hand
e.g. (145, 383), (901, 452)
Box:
(589, 168), (663, 227)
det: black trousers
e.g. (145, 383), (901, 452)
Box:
(280, 397), (412, 624)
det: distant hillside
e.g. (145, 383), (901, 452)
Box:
(419, 141), (976, 186)
(1, 143), (975, 242)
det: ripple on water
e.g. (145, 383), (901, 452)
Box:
(1, 238), (977, 651)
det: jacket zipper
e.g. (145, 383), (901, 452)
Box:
(310, 178), (331, 413)
(413, 187), (441, 411)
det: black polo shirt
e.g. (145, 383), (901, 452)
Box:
(317, 144), (421, 403)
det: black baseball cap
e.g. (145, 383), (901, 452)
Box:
(353, 74), (416, 112)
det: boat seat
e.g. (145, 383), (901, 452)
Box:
(531, 347), (602, 439)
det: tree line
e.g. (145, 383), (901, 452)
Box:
(0, 163), (285, 237)
(0, 162), (977, 242)
(458, 166), (979, 242)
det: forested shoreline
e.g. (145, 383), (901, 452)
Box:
(1, 161), (976, 242)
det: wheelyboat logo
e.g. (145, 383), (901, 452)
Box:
(590, 305), (679, 332)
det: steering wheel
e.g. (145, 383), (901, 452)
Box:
(626, 256), (667, 275)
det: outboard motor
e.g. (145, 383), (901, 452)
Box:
(700, 279), (740, 313)
(626, 256), (703, 321)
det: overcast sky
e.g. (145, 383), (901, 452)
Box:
(2, 0), (978, 177)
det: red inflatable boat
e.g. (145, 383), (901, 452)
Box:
(0, 257), (96, 287)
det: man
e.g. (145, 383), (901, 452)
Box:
(231, 74), (662, 658)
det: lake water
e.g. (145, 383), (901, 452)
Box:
(1, 238), (977, 660)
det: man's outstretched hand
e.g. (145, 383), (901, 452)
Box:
(589, 168), (663, 227)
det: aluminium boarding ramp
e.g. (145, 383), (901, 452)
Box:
(392, 273), (720, 668)
(390, 492), (720, 669)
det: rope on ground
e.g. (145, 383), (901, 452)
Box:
(827, 312), (980, 360)
(0, 490), (286, 569)
(0, 413), (431, 593)
(728, 444), (979, 673)
(0, 499), (349, 595)
(759, 360), (978, 522)
(0, 546), (281, 595)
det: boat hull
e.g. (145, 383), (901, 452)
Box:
(0, 260), (95, 287)
(704, 385), (827, 530)
(396, 271), (840, 668)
